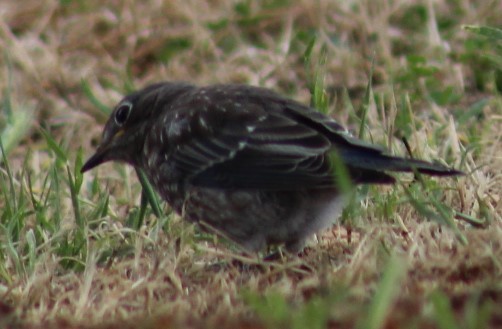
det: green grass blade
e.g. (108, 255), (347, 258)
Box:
(463, 25), (502, 41)
(40, 128), (68, 164)
(1, 53), (32, 159)
(430, 290), (458, 329)
(67, 165), (82, 228)
(358, 255), (406, 329)
(81, 79), (112, 115)
(358, 55), (375, 139)
(403, 182), (467, 245)
(0, 137), (16, 209)
(26, 229), (37, 274)
(135, 168), (162, 219)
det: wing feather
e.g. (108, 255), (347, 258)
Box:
(148, 84), (460, 190)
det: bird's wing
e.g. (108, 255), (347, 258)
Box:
(190, 112), (337, 189)
(157, 85), (459, 190)
(159, 90), (343, 190)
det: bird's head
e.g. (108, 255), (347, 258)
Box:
(81, 82), (194, 173)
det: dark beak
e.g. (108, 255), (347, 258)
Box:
(81, 126), (124, 173)
(81, 145), (110, 173)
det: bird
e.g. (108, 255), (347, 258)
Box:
(81, 82), (463, 253)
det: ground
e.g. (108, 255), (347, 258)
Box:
(0, 1), (501, 328)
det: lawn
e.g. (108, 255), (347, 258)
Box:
(0, 1), (501, 328)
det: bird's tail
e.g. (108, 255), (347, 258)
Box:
(336, 147), (463, 185)
(346, 151), (462, 175)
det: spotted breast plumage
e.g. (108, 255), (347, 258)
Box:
(81, 82), (462, 252)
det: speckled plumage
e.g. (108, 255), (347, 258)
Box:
(81, 82), (462, 252)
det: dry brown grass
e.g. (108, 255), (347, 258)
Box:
(0, 0), (501, 328)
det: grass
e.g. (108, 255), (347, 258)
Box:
(0, 0), (501, 328)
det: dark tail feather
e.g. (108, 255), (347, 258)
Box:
(340, 149), (463, 177)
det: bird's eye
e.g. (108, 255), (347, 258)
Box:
(114, 101), (132, 126)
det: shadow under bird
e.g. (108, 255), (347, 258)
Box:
(81, 82), (462, 253)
